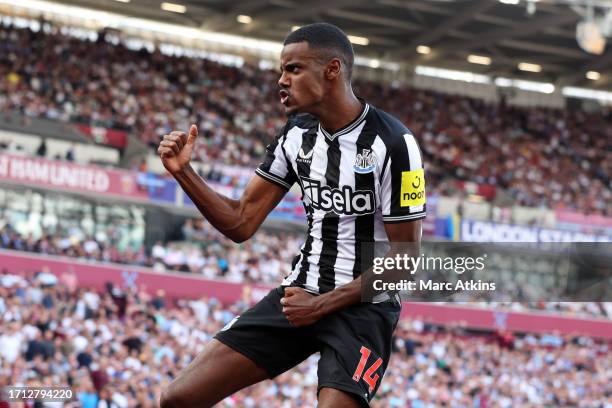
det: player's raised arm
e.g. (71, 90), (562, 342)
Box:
(158, 124), (288, 243)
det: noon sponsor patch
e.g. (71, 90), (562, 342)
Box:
(400, 169), (425, 207)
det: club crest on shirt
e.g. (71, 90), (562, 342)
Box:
(353, 149), (377, 174)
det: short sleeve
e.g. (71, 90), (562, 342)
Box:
(255, 126), (297, 190)
(380, 133), (426, 223)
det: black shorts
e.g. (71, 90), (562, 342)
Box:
(214, 286), (401, 406)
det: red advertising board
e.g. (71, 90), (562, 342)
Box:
(74, 124), (128, 149)
(0, 153), (148, 201)
(2, 250), (610, 339)
(0, 250), (271, 305)
(400, 302), (612, 339)
(454, 181), (496, 200)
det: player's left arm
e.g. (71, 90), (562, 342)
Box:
(281, 221), (421, 326)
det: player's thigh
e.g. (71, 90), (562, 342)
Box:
(215, 286), (318, 377)
(318, 387), (364, 408)
(159, 338), (268, 408)
(316, 300), (400, 405)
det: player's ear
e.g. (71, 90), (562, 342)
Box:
(325, 58), (342, 80)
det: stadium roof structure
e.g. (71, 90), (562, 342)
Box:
(36, 0), (612, 89)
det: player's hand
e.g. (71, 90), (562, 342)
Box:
(281, 287), (324, 327)
(158, 124), (198, 175)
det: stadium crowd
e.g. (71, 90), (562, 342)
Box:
(0, 217), (300, 284)
(0, 15), (609, 408)
(2, 214), (611, 319)
(0, 22), (610, 215)
(0, 274), (610, 407)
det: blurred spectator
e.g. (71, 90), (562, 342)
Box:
(65, 145), (75, 162)
(36, 139), (46, 157)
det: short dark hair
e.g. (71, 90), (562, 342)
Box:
(284, 23), (354, 80)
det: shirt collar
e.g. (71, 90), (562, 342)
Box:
(318, 102), (369, 141)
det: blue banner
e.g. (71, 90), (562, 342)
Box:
(459, 219), (611, 243)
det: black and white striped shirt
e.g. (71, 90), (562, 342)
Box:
(256, 102), (426, 294)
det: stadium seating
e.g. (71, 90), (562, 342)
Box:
(2, 214), (609, 319)
(0, 129), (119, 165)
(0, 11), (609, 408)
(0, 274), (609, 407)
(0, 23), (609, 215)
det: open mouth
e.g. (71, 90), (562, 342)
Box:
(279, 89), (290, 105)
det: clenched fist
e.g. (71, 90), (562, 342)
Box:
(158, 124), (198, 174)
(280, 287), (325, 327)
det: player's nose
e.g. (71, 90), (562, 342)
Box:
(278, 71), (290, 88)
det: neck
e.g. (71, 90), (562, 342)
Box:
(314, 85), (363, 134)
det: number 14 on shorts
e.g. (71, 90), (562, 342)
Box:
(352, 346), (382, 393)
